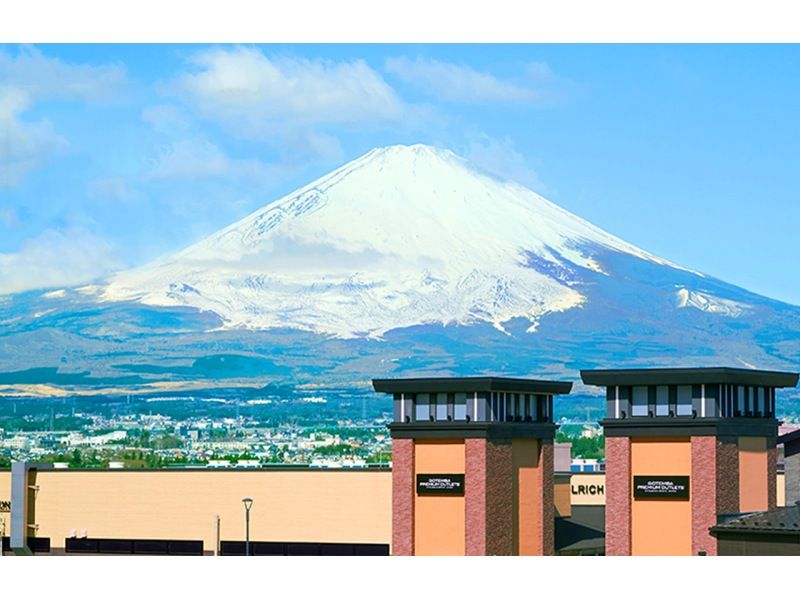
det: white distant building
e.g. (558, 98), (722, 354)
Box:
(206, 460), (231, 469)
(66, 430), (127, 447)
(570, 458), (601, 472)
(300, 397), (326, 404)
(235, 460), (260, 469)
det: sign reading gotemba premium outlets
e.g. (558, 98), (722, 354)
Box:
(633, 476), (690, 499)
(416, 474), (465, 495)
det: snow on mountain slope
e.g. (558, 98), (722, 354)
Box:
(676, 287), (749, 318)
(103, 144), (695, 338)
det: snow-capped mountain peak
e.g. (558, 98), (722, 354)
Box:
(102, 144), (693, 338)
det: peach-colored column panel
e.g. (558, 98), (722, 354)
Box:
(739, 436), (768, 512)
(414, 441), (465, 556)
(512, 438), (540, 555)
(631, 439), (692, 556)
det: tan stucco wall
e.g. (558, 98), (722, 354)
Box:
(414, 441), (465, 556)
(738, 436), (768, 512)
(512, 438), (540, 556)
(630, 439), (692, 556)
(0, 470), (9, 537)
(27, 469), (391, 552)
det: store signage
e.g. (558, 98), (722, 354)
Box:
(633, 476), (690, 499)
(416, 474), (465, 495)
(572, 482), (604, 496)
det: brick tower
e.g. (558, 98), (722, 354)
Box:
(373, 376), (573, 556)
(581, 367), (798, 556)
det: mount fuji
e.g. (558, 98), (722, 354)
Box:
(1, 144), (799, 389)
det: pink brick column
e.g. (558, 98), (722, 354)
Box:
(465, 438), (488, 555)
(538, 440), (555, 555)
(767, 444), (777, 511)
(605, 436), (631, 556)
(691, 436), (718, 555)
(485, 439), (514, 556)
(391, 438), (414, 555)
(716, 438), (739, 514)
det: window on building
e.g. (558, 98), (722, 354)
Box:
(415, 394), (430, 421)
(656, 385), (669, 416)
(756, 387), (765, 417)
(435, 393), (448, 421)
(632, 386), (648, 416)
(454, 393), (467, 421)
(505, 393), (515, 421)
(677, 385), (692, 416)
(736, 386), (745, 416)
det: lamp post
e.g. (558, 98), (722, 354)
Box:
(242, 497), (254, 556)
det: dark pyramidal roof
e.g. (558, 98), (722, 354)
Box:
(712, 506), (800, 535)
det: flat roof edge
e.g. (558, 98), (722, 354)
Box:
(580, 367), (798, 388)
(372, 376), (573, 394)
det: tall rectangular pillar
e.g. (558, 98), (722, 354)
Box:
(374, 376), (573, 556)
(604, 436), (631, 556)
(582, 366), (797, 557)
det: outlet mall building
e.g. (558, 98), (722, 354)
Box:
(1, 367), (798, 557)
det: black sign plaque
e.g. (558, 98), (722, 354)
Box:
(416, 474), (465, 495)
(633, 476), (690, 499)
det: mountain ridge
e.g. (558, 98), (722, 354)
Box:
(1, 144), (798, 387)
(101, 144), (704, 339)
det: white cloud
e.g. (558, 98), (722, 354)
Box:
(87, 176), (142, 203)
(0, 227), (121, 295)
(0, 46), (128, 188)
(141, 104), (191, 135)
(145, 138), (278, 184)
(0, 206), (20, 228)
(462, 135), (546, 192)
(0, 45), (127, 104)
(0, 86), (68, 188)
(166, 47), (408, 156)
(385, 57), (554, 104)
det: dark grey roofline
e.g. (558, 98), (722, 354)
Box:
(580, 367), (798, 388)
(779, 429), (800, 445)
(372, 376), (573, 395)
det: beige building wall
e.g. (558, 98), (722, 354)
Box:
(24, 469), (391, 553)
(739, 437), (769, 512)
(413, 441), (466, 556)
(0, 470), (9, 538)
(630, 439), (692, 556)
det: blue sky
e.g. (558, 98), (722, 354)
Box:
(1, 44), (798, 304)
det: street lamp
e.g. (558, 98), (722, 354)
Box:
(242, 497), (254, 556)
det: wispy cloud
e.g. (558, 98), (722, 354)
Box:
(0, 206), (20, 228)
(141, 104), (192, 135)
(0, 46), (128, 188)
(145, 138), (278, 184)
(0, 87), (68, 187)
(0, 227), (121, 295)
(87, 176), (142, 203)
(165, 47), (410, 159)
(0, 45), (127, 103)
(385, 56), (557, 104)
(461, 134), (546, 192)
